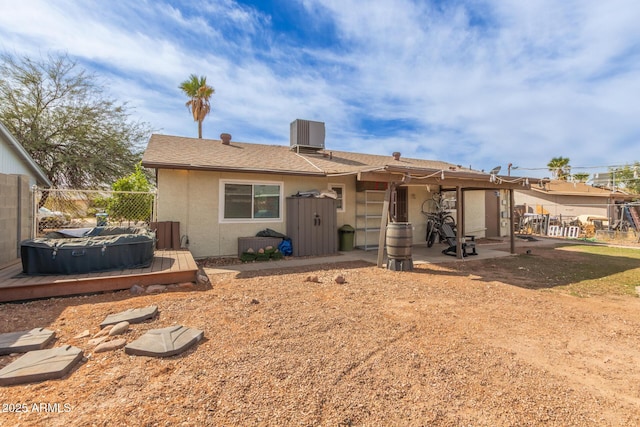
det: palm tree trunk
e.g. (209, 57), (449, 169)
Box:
(198, 120), (203, 138)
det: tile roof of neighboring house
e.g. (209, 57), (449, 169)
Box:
(142, 134), (464, 176)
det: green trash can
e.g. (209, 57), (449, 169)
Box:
(338, 224), (355, 251)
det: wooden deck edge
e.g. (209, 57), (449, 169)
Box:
(0, 269), (197, 303)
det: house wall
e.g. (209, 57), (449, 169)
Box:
(156, 168), (501, 257)
(1, 135), (41, 187)
(156, 169), (357, 258)
(464, 190), (487, 238)
(514, 190), (610, 219)
(0, 173), (31, 268)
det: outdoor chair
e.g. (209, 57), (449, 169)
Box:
(440, 223), (477, 257)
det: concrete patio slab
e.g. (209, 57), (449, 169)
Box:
(0, 328), (56, 355)
(0, 345), (83, 386)
(125, 325), (203, 358)
(100, 305), (158, 328)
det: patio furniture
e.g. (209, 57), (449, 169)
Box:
(441, 223), (477, 257)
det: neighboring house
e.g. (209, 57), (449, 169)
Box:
(142, 121), (536, 258)
(0, 122), (51, 267)
(514, 179), (635, 225)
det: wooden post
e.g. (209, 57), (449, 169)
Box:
(456, 186), (463, 259)
(509, 189), (516, 254)
(376, 186), (392, 268)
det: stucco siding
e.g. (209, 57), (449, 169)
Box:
(156, 169), (359, 258)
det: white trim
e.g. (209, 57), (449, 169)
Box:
(330, 183), (346, 212)
(219, 179), (284, 223)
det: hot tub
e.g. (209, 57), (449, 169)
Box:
(21, 227), (155, 275)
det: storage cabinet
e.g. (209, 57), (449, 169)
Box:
(286, 197), (337, 256)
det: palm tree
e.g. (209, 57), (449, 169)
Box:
(547, 156), (571, 180)
(179, 74), (215, 138)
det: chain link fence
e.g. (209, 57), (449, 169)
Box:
(33, 187), (156, 236)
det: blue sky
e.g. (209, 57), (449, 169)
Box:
(1, 0), (639, 178)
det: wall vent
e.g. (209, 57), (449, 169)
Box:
(290, 119), (325, 151)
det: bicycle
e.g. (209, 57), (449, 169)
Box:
(421, 193), (456, 248)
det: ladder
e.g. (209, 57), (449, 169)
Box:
(627, 205), (640, 231)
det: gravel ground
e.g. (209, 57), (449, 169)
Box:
(1, 244), (640, 426)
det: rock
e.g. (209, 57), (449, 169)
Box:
(93, 325), (114, 338)
(94, 338), (126, 353)
(73, 330), (91, 339)
(108, 321), (130, 336)
(305, 275), (320, 283)
(196, 268), (210, 286)
(250, 298), (260, 305)
(130, 284), (145, 295)
(179, 282), (195, 289)
(146, 285), (167, 293)
(88, 336), (108, 346)
(334, 275), (346, 284)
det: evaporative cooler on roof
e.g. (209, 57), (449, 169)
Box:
(290, 119), (325, 152)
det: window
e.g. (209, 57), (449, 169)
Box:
(330, 184), (345, 212)
(221, 180), (282, 221)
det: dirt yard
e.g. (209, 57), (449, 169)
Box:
(2, 243), (640, 426)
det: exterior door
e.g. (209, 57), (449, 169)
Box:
(484, 190), (500, 237)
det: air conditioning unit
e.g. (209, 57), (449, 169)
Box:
(290, 119), (325, 150)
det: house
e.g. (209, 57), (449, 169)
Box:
(0, 122), (52, 268)
(141, 121), (537, 259)
(514, 179), (635, 227)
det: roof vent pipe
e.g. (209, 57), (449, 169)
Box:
(220, 133), (232, 145)
(392, 151), (401, 161)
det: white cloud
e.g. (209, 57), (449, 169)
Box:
(0, 0), (638, 176)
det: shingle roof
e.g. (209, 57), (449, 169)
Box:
(532, 180), (632, 198)
(142, 134), (461, 176)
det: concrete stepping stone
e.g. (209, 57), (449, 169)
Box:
(0, 345), (83, 386)
(99, 306), (158, 328)
(125, 325), (203, 358)
(0, 328), (56, 355)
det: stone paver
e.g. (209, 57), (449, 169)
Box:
(99, 306), (158, 328)
(0, 345), (83, 386)
(125, 325), (203, 357)
(0, 328), (56, 355)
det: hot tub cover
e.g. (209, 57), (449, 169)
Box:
(21, 227), (155, 275)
